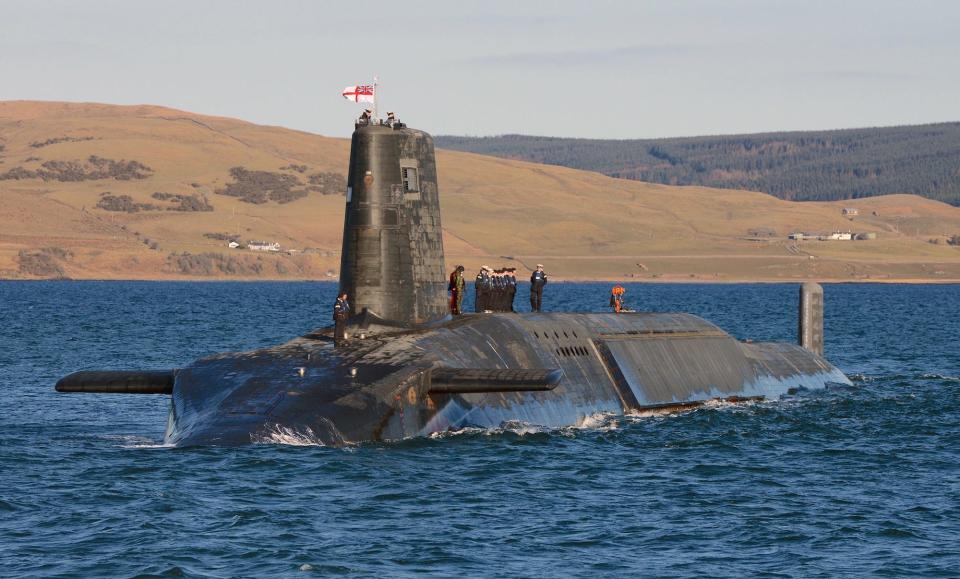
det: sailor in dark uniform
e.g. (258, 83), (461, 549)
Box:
(530, 264), (547, 312)
(474, 266), (491, 312)
(448, 265), (466, 315)
(333, 292), (351, 346)
(506, 268), (518, 312)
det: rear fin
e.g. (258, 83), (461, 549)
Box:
(56, 370), (175, 394)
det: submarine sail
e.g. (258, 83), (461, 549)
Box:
(56, 113), (851, 446)
(339, 123), (448, 326)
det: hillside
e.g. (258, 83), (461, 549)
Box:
(435, 123), (960, 205)
(2, 100), (960, 282)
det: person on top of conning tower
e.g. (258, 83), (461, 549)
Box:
(530, 264), (547, 312)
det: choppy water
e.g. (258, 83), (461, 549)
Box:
(1, 281), (958, 577)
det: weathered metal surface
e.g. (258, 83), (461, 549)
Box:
(160, 312), (851, 446)
(338, 124), (448, 326)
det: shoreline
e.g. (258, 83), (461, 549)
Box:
(2, 276), (959, 285)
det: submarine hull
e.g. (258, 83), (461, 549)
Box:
(163, 312), (850, 447)
(57, 118), (851, 445)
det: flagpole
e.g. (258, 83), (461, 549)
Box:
(372, 75), (379, 123)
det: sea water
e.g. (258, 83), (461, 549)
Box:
(0, 281), (957, 577)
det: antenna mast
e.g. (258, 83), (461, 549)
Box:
(372, 76), (379, 122)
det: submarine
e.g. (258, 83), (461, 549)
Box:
(56, 113), (851, 446)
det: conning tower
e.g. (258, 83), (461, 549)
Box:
(338, 120), (448, 326)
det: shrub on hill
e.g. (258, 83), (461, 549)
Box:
(29, 136), (95, 148)
(307, 171), (346, 195)
(215, 167), (309, 204)
(280, 164), (308, 173)
(41, 246), (73, 260)
(166, 252), (265, 276)
(203, 232), (241, 243)
(151, 192), (214, 211)
(96, 193), (161, 213)
(0, 155), (152, 182)
(17, 248), (69, 278)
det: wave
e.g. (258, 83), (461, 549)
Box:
(251, 418), (350, 447)
(919, 373), (959, 382)
(98, 434), (174, 449)
(251, 424), (330, 446)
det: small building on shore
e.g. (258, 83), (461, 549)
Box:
(248, 241), (281, 252)
(822, 231), (853, 241)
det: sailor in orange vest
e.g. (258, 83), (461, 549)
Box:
(610, 285), (626, 313)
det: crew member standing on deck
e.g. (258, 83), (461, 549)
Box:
(506, 268), (518, 312)
(610, 285), (626, 313)
(530, 264), (548, 312)
(491, 270), (504, 311)
(448, 265), (465, 315)
(475, 266), (491, 312)
(333, 292), (351, 345)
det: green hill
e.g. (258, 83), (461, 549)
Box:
(436, 123), (960, 205)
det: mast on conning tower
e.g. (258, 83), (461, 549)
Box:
(372, 75), (379, 123)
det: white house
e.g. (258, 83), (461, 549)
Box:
(822, 231), (853, 241)
(248, 241), (281, 252)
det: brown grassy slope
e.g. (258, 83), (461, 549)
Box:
(2, 100), (960, 281)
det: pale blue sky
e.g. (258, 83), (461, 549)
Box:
(1, 0), (957, 138)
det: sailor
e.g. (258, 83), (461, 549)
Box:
(495, 269), (508, 312)
(506, 268), (518, 312)
(448, 265), (466, 315)
(475, 266), (491, 312)
(610, 285), (625, 313)
(530, 264), (547, 312)
(386, 111), (396, 126)
(490, 270), (503, 311)
(333, 292), (351, 345)
(359, 109), (372, 125)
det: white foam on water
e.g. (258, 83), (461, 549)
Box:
(572, 412), (619, 431)
(99, 434), (174, 449)
(251, 424), (328, 446)
(920, 373), (959, 382)
(625, 396), (772, 420)
(427, 412), (621, 440)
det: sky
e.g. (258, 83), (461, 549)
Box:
(1, 0), (958, 139)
